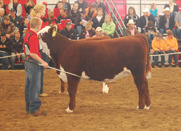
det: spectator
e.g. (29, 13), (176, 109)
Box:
(76, 0), (88, 12)
(54, 1), (63, 19)
(42, 9), (57, 26)
(164, 30), (178, 67)
(152, 33), (165, 68)
(93, 27), (104, 37)
(8, 0), (22, 17)
(25, 0), (35, 15)
(19, 17), (29, 37)
(80, 22), (95, 39)
(42, 1), (49, 17)
(11, 29), (25, 69)
(125, 19), (139, 36)
(94, 0), (106, 13)
(0, 8), (5, 22)
(124, 6), (140, 28)
(150, 3), (159, 27)
(92, 7), (105, 29)
(139, 8), (155, 33)
(0, 0), (7, 15)
(62, 0), (71, 14)
(85, 3), (97, 20)
(159, 7), (175, 35)
(0, 32), (13, 69)
(80, 10), (91, 27)
(0, 15), (16, 39)
(9, 8), (22, 28)
(102, 14), (116, 38)
(175, 10), (181, 40)
(164, 0), (179, 17)
(60, 21), (77, 40)
(145, 21), (156, 44)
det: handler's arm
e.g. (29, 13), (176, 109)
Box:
(30, 53), (48, 68)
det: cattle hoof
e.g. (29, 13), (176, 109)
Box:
(66, 107), (73, 113)
(102, 83), (109, 94)
(144, 105), (150, 110)
(146, 71), (151, 79)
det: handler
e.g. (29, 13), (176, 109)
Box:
(23, 17), (48, 116)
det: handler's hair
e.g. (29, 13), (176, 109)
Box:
(30, 17), (42, 28)
(30, 4), (45, 18)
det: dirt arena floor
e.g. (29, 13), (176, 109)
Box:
(0, 68), (181, 131)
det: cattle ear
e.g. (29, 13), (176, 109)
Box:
(49, 25), (57, 38)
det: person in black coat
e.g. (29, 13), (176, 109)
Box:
(76, 0), (88, 12)
(94, 0), (106, 14)
(19, 17), (29, 38)
(159, 7), (175, 34)
(92, 7), (105, 29)
(9, 8), (22, 28)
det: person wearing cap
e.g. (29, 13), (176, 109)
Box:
(25, 0), (35, 15)
(125, 19), (139, 36)
(164, 0), (179, 17)
(76, 0), (88, 12)
(0, 8), (5, 22)
(139, 8), (155, 33)
(93, 27), (104, 37)
(159, 7), (175, 35)
(62, 0), (71, 14)
(175, 10), (181, 41)
(9, 8), (22, 28)
(0, 15), (16, 39)
(92, 7), (105, 29)
(60, 21), (77, 40)
(152, 33), (166, 68)
(8, 0), (22, 17)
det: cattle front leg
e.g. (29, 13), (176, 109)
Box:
(59, 79), (66, 94)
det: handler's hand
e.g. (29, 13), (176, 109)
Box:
(41, 62), (49, 69)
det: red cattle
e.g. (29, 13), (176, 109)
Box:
(38, 26), (152, 113)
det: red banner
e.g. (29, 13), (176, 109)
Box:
(4, 0), (36, 4)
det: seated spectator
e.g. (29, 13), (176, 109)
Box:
(92, 7), (105, 29)
(85, 3), (97, 20)
(19, 17), (29, 37)
(164, 30), (178, 67)
(139, 8), (155, 33)
(54, 1), (63, 18)
(59, 22), (77, 40)
(0, 32), (13, 69)
(0, 15), (16, 39)
(94, 0), (106, 13)
(0, 0), (7, 15)
(80, 10), (91, 27)
(159, 7), (175, 35)
(0, 8), (5, 22)
(9, 8), (22, 28)
(25, 0), (35, 16)
(8, 0), (22, 17)
(145, 21), (156, 44)
(42, 1), (49, 17)
(164, 0), (179, 17)
(125, 19), (139, 36)
(102, 14), (116, 38)
(150, 3), (159, 27)
(152, 33), (165, 68)
(42, 9), (56, 26)
(76, 0), (88, 12)
(93, 27), (104, 37)
(11, 29), (25, 68)
(175, 11), (181, 41)
(80, 22), (95, 39)
(124, 6), (140, 28)
(62, 0), (71, 14)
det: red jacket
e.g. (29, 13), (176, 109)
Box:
(54, 8), (60, 19)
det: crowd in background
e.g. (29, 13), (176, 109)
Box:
(0, 0), (181, 69)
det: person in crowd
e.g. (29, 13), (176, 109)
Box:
(125, 19), (139, 36)
(150, 3), (159, 27)
(85, 3), (97, 20)
(23, 17), (48, 116)
(139, 8), (155, 33)
(11, 29), (25, 68)
(9, 8), (22, 28)
(102, 14), (116, 38)
(8, 0), (22, 17)
(0, 8), (5, 22)
(159, 7), (175, 35)
(60, 21), (77, 40)
(80, 22), (95, 39)
(42, 9), (57, 26)
(145, 21), (156, 44)
(164, 30), (178, 67)
(92, 7), (105, 29)
(0, 32), (13, 69)
(93, 27), (104, 37)
(164, 0), (179, 17)
(54, 1), (63, 18)
(19, 17), (29, 37)
(175, 10), (181, 41)
(94, 0), (106, 13)
(62, 0), (71, 14)
(80, 10), (91, 27)
(152, 33), (165, 68)
(42, 1), (49, 17)
(0, 15), (16, 39)
(0, 0), (7, 15)
(124, 6), (140, 28)
(76, 0), (88, 12)
(25, 0), (35, 16)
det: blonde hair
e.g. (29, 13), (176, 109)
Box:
(30, 17), (42, 28)
(105, 14), (112, 22)
(30, 4), (45, 17)
(85, 22), (92, 30)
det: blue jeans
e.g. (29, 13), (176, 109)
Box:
(11, 53), (25, 69)
(154, 16), (159, 27)
(76, 26), (82, 36)
(147, 34), (155, 44)
(25, 58), (41, 113)
(166, 51), (178, 64)
(0, 51), (11, 69)
(176, 28), (181, 40)
(153, 51), (165, 65)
